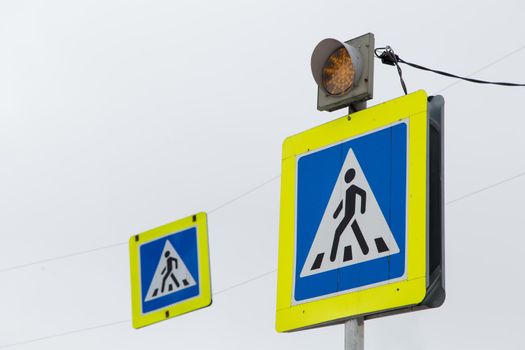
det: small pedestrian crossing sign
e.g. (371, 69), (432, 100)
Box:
(276, 91), (430, 332)
(129, 212), (211, 329)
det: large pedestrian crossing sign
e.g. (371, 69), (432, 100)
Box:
(129, 212), (211, 329)
(276, 91), (438, 332)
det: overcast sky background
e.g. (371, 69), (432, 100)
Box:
(1, 0), (525, 349)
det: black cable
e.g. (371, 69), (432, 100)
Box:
(375, 47), (525, 87)
(399, 59), (525, 86)
(375, 46), (408, 94)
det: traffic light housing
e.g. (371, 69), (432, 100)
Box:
(311, 33), (375, 111)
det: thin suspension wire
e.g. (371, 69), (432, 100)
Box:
(0, 241), (127, 273)
(445, 170), (525, 205)
(5, 41), (525, 274)
(214, 269), (277, 295)
(0, 319), (131, 349)
(4, 170), (525, 348)
(2, 43), (525, 350)
(3, 46), (524, 275)
(3, 42), (525, 274)
(0, 269), (277, 349)
(208, 175), (280, 213)
(4, 167), (524, 274)
(435, 45), (525, 93)
(3, 166), (524, 274)
(0, 176), (280, 274)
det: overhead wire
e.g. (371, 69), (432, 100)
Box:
(3, 169), (525, 348)
(0, 241), (127, 273)
(435, 45), (525, 93)
(3, 43), (525, 349)
(377, 46), (408, 95)
(3, 167), (525, 275)
(445, 170), (525, 205)
(375, 46), (525, 93)
(0, 175), (281, 274)
(0, 320), (130, 349)
(0, 268), (277, 349)
(5, 44), (525, 275)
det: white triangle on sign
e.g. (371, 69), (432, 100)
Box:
(144, 240), (197, 302)
(300, 148), (400, 278)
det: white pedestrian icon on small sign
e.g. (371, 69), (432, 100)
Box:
(144, 240), (196, 302)
(300, 148), (400, 277)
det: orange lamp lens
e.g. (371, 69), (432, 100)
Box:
(321, 47), (355, 95)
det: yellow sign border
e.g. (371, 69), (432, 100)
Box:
(276, 91), (428, 332)
(129, 212), (212, 329)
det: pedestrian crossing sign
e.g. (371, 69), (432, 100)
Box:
(276, 91), (430, 332)
(129, 212), (212, 329)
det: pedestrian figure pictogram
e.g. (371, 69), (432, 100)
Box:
(144, 240), (196, 302)
(331, 168), (368, 262)
(156, 250), (192, 295)
(300, 148), (400, 278)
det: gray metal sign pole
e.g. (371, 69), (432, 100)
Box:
(345, 318), (364, 350)
(344, 102), (367, 350)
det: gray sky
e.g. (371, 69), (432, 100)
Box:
(1, 0), (524, 348)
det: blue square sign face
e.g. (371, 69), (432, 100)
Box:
(294, 121), (408, 303)
(139, 227), (200, 314)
